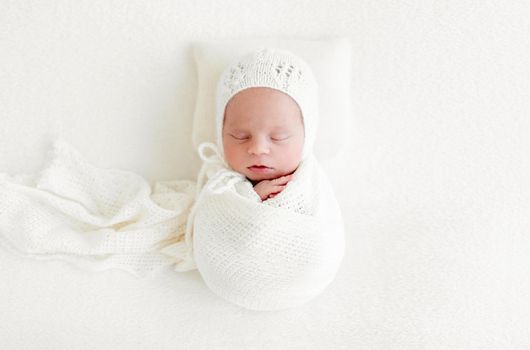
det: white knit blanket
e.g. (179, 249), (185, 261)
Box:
(0, 139), (345, 310)
(0, 139), (196, 277)
(187, 143), (345, 310)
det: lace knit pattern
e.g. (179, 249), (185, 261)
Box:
(215, 48), (319, 161)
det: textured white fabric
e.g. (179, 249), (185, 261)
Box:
(0, 139), (196, 277)
(189, 142), (345, 311)
(215, 47), (319, 161)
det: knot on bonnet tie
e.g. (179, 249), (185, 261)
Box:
(195, 141), (245, 196)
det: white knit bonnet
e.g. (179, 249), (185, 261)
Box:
(215, 47), (319, 161)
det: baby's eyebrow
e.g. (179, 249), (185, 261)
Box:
(229, 128), (248, 133)
(226, 125), (293, 133)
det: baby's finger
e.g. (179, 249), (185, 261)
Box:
(269, 189), (283, 197)
(271, 184), (286, 191)
(267, 185), (286, 198)
(272, 175), (293, 185)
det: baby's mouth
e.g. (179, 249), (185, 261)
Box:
(248, 165), (273, 173)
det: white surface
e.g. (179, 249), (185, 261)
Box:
(1, 1), (530, 349)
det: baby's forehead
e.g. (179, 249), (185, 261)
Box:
(227, 123), (292, 132)
(224, 116), (302, 130)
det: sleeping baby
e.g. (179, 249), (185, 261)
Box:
(222, 86), (302, 200)
(181, 48), (345, 311)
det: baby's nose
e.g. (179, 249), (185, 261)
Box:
(247, 137), (270, 155)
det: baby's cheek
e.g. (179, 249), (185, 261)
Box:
(282, 147), (302, 169)
(223, 145), (241, 169)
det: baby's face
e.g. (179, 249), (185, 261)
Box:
(222, 87), (304, 183)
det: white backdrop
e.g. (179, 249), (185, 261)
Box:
(1, 1), (530, 349)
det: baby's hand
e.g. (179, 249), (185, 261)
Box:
(253, 174), (294, 201)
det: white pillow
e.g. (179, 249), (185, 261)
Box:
(191, 37), (352, 162)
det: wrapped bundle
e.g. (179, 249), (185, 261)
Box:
(174, 47), (346, 310)
(185, 143), (345, 310)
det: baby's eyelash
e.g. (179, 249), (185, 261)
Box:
(229, 134), (290, 141)
(271, 134), (291, 141)
(230, 134), (249, 140)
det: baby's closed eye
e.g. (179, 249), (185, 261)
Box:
(230, 133), (249, 140)
(229, 133), (290, 141)
(271, 134), (290, 141)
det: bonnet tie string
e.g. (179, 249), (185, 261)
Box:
(195, 142), (245, 195)
(174, 142), (244, 271)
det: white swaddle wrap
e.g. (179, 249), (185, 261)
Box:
(186, 142), (345, 310)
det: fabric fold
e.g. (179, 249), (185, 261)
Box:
(0, 138), (197, 277)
